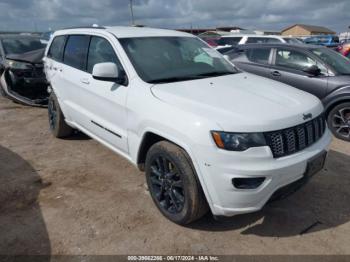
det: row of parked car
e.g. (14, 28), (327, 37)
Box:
(217, 42), (350, 142)
(204, 33), (350, 54)
(0, 25), (347, 224)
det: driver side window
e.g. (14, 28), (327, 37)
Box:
(87, 36), (122, 74)
(276, 48), (327, 74)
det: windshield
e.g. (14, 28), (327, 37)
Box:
(2, 38), (46, 55)
(311, 48), (350, 75)
(41, 32), (52, 41)
(119, 37), (238, 83)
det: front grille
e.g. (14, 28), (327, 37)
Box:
(264, 114), (326, 158)
(33, 64), (45, 77)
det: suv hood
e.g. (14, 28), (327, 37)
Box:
(151, 73), (323, 132)
(6, 48), (45, 64)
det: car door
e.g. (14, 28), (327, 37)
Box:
(230, 47), (273, 78)
(81, 36), (128, 153)
(63, 36), (128, 153)
(45, 35), (67, 96)
(269, 47), (328, 99)
(52, 35), (91, 126)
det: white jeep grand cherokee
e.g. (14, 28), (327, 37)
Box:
(44, 26), (332, 225)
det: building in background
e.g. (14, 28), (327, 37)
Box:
(281, 24), (336, 36)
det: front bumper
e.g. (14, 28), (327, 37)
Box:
(0, 70), (48, 107)
(194, 128), (332, 217)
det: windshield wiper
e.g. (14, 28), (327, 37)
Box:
(148, 71), (236, 84)
(148, 76), (202, 84)
(195, 71), (236, 77)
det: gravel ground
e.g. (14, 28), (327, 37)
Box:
(0, 96), (350, 255)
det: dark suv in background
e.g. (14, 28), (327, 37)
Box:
(222, 44), (350, 141)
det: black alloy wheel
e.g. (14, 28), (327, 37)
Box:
(145, 141), (208, 225)
(149, 155), (185, 214)
(328, 102), (350, 141)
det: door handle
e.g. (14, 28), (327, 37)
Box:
(80, 78), (90, 85)
(271, 71), (281, 77)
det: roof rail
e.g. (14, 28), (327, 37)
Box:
(62, 25), (106, 30)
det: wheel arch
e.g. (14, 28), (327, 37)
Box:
(136, 130), (213, 215)
(137, 132), (166, 171)
(136, 130), (195, 172)
(325, 96), (350, 117)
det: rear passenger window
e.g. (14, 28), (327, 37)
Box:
(246, 48), (271, 64)
(63, 35), (90, 71)
(48, 36), (66, 61)
(217, 37), (242, 46)
(87, 37), (121, 73)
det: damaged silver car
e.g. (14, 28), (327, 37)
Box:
(0, 35), (48, 106)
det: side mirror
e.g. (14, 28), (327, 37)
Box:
(92, 62), (125, 84)
(303, 65), (321, 76)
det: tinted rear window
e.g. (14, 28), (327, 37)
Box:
(246, 48), (271, 64)
(48, 36), (66, 61)
(63, 35), (90, 71)
(217, 37), (242, 46)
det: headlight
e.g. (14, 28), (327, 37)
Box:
(211, 131), (266, 151)
(6, 60), (32, 70)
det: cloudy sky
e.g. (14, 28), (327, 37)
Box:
(0, 0), (349, 33)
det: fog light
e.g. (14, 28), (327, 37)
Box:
(232, 177), (266, 189)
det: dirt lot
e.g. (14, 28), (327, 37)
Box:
(0, 96), (350, 256)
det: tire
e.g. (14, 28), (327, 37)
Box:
(48, 92), (73, 138)
(145, 141), (208, 225)
(327, 102), (350, 141)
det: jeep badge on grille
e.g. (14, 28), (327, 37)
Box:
(303, 113), (313, 120)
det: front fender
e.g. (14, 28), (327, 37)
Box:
(323, 85), (350, 113)
(131, 125), (216, 213)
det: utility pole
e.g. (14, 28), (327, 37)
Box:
(129, 0), (135, 26)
